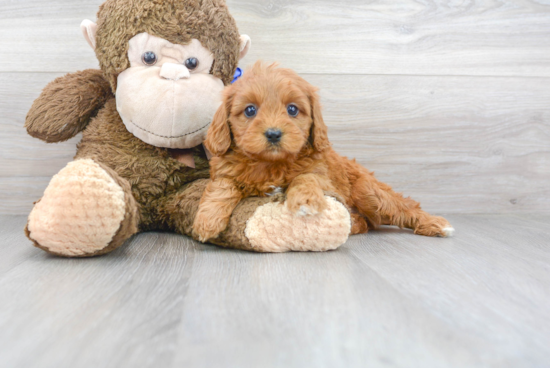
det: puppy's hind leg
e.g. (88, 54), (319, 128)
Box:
(351, 174), (455, 238)
(350, 213), (369, 235)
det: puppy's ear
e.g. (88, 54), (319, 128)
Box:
(205, 94), (232, 156)
(309, 90), (331, 152)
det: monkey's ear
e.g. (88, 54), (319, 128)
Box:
(81, 20), (98, 50)
(310, 90), (331, 152)
(204, 97), (233, 156)
(239, 35), (251, 60)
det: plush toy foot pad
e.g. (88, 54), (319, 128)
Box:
(244, 196), (351, 252)
(27, 159), (127, 257)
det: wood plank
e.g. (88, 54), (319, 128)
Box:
(2, 72), (549, 214)
(0, 216), (37, 277)
(305, 73), (550, 214)
(1, 0), (549, 76)
(0, 228), (197, 368)
(347, 214), (550, 366)
(171, 233), (488, 368)
(235, 0), (550, 77)
(0, 72), (79, 179)
(0, 177), (51, 215)
(1, 214), (549, 367)
(172, 215), (550, 367)
(0, 0), (102, 73)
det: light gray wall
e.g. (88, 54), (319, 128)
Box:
(1, 0), (549, 215)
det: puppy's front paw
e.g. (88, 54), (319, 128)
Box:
(286, 190), (328, 216)
(192, 215), (228, 243)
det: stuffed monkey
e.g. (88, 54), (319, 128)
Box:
(24, 0), (351, 257)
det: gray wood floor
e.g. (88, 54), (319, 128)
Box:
(1, 214), (549, 368)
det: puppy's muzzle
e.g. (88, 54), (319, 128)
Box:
(265, 129), (283, 144)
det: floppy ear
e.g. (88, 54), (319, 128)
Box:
(309, 90), (331, 152)
(205, 96), (232, 156)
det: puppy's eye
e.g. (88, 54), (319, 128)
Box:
(185, 57), (199, 70)
(287, 104), (299, 117)
(142, 52), (158, 66)
(244, 105), (258, 118)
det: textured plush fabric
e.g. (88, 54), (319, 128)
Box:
(73, 100), (321, 251)
(95, 0), (242, 90)
(25, 69), (113, 143)
(159, 180), (266, 249)
(245, 196), (351, 252)
(126, 33), (215, 74)
(75, 98), (211, 230)
(94, 162), (141, 256)
(24, 0), (351, 256)
(26, 93), (350, 255)
(81, 19), (98, 49)
(116, 33), (224, 148)
(27, 160), (127, 257)
(161, 181), (351, 252)
(238, 35), (251, 59)
(163, 179), (270, 250)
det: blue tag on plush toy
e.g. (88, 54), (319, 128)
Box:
(232, 68), (243, 84)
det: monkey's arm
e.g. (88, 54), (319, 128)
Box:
(25, 69), (113, 143)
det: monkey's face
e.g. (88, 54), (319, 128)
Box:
(116, 33), (225, 149)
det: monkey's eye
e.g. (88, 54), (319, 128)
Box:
(244, 105), (258, 118)
(287, 104), (299, 117)
(185, 57), (199, 70)
(142, 52), (157, 66)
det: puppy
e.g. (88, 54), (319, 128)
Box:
(193, 61), (454, 243)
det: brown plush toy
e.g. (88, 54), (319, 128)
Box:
(24, 0), (352, 257)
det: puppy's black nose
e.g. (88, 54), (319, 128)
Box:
(265, 129), (283, 144)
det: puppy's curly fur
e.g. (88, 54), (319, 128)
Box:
(193, 62), (454, 242)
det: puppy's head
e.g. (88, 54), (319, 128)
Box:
(205, 61), (330, 161)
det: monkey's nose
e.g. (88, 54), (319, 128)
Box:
(265, 129), (283, 144)
(160, 63), (190, 81)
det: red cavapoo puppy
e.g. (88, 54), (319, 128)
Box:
(193, 62), (454, 243)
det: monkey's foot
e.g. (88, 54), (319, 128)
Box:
(244, 196), (351, 252)
(26, 159), (138, 257)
